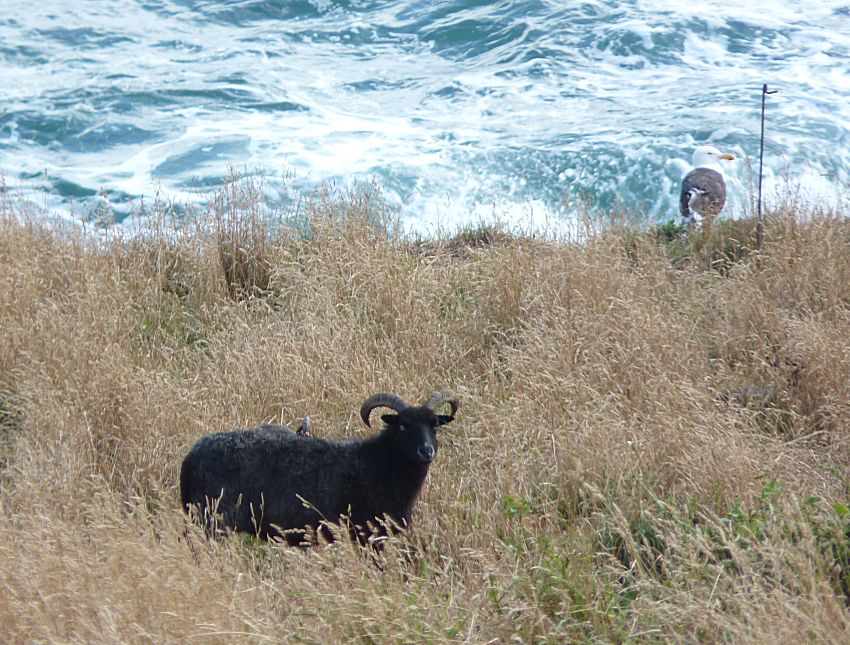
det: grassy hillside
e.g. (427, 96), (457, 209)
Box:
(1, 183), (849, 642)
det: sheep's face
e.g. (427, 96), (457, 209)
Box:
(381, 407), (454, 464)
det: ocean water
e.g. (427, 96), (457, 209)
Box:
(1, 0), (848, 233)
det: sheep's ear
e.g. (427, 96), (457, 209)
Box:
(381, 413), (400, 428)
(436, 415), (454, 427)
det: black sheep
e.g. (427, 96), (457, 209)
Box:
(180, 390), (459, 544)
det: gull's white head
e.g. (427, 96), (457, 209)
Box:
(692, 145), (735, 174)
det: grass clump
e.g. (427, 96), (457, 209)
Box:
(0, 180), (848, 642)
(0, 392), (21, 474)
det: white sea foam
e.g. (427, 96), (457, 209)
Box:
(0, 0), (848, 231)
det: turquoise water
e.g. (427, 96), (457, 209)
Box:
(1, 0), (848, 232)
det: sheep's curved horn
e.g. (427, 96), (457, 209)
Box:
(360, 393), (409, 427)
(423, 389), (459, 417)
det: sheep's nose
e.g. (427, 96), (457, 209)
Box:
(417, 445), (435, 462)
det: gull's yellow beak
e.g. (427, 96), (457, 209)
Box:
(719, 153), (735, 161)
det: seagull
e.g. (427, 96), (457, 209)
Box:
(679, 145), (735, 227)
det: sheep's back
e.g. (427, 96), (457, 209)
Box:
(181, 429), (358, 535)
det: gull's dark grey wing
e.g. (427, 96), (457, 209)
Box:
(680, 167), (727, 222)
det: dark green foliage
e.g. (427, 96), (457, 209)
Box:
(652, 217), (759, 273)
(0, 392), (21, 472)
(806, 500), (850, 603)
(136, 293), (210, 354)
(654, 219), (686, 243)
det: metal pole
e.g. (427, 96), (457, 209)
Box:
(757, 84), (778, 251)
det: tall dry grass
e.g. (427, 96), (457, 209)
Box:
(0, 182), (849, 643)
